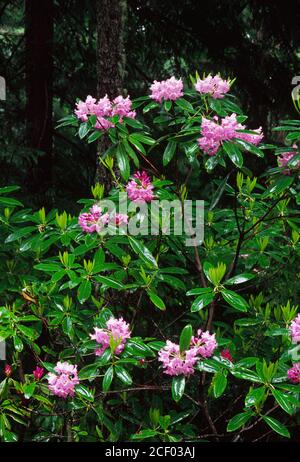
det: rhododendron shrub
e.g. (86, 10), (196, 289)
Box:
(1, 74), (300, 442)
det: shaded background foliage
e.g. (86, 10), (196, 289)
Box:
(0, 0), (300, 207)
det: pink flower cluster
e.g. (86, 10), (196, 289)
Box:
(158, 329), (217, 377)
(290, 314), (300, 344)
(278, 150), (300, 175)
(90, 317), (131, 357)
(150, 77), (183, 103)
(287, 363), (300, 384)
(78, 204), (128, 233)
(198, 113), (263, 156)
(195, 74), (230, 99)
(75, 94), (136, 130)
(126, 171), (154, 202)
(47, 362), (79, 399)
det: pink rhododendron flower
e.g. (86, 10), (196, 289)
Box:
(75, 94), (135, 130)
(158, 341), (199, 376)
(33, 366), (44, 380)
(4, 364), (12, 377)
(126, 171), (154, 202)
(112, 213), (129, 226)
(78, 204), (110, 233)
(190, 329), (218, 358)
(150, 77), (183, 103)
(112, 95), (136, 121)
(220, 349), (234, 362)
(195, 74), (230, 99)
(47, 361), (79, 398)
(290, 314), (300, 344)
(287, 363), (300, 383)
(90, 317), (131, 357)
(198, 113), (263, 156)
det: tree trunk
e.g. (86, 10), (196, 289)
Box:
(95, 0), (127, 191)
(25, 0), (53, 196)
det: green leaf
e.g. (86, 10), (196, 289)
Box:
(226, 273), (255, 285)
(221, 289), (248, 312)
(245, 386), (266, 408)
(175, 98), (194, 112)
(163, 141), (177, 166)
(75, 384), (94, 402)
(264, 176), (294, 197)
(179, 325), (193, 353)
(102, 366), (114, 392)
(78, 122), (89, 139)
(0, 197), (23, 207)
(262, 416), (290, 438)
(77, 280), (92, 303)
(172, 376), (186, 402)
(209, 173), (231, 210)
(34, 263), (62, 272)
(13, 335), (23, 352)
(23, 382), (36, 399)
(115, 365), (133, 386)
(131, 429), (158, 440)
(5, 226), (36, 243)
(87, 130), (103, 143)
(191, 291), (214, 312)
(130, 133), (155, 146)
(94, 275), (125, 290)
(235, 138), (264, 157)
(128, 236), (158, 268)
(116, 145), (130, 181)
(213, 372), (227, 398)
(271, 389), (294, 415)
(146, 290), (166, 311)
(143, 101), (159, 113)
(186, 287), (213, 296)
(223, 141), (243, 167)
(78, 363), (99, 380)
(227, 411), (254, 432)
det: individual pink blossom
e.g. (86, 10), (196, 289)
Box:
(126, 171), (155, 202)
(195, 74), (230, 99)
(190, 329), (218, 358)
(290, 314), (300, 344)
(33, 366), (44, 380)
(150, 77), (183, 103)
(198, 113), (263, 156)
(112, 95), (136, 121)
(287, 363), (300, 384)
(158, 341), (199, 377)
(47, 361), (79, 399)
(112, 213), (129, 226)
(4, 364), (12, 377)
(90, 317), (131, 357)
(78, 204), (109, 233)
(220, 349), (234, 362)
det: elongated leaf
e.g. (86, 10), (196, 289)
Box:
(179, 325), (192, 353)
(163, 141), (177, 166)
(227, 411), (254, 432)
(146, 290), (166, 311)
(221, 289), (248, 312)
(172, 376), (185, 402)
(262, 416), (290, 438)
(191, 291), (214, 312)
(102, 366), (114, 392)
(128, 236), (158, 268)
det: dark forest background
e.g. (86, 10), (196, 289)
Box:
(1, 0), (300, 211)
